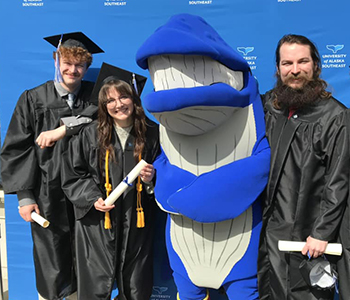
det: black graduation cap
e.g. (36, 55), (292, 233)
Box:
(43, 31), (104, 54)
(90, 62), (148, 103)
(299, 256), (337, 290)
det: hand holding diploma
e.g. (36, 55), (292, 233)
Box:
(19, 203), (40, 222)
(18, 204), (50, 228)
(140, 163), (155, 183)
(301, 236), (328, 258)
(94, 197), (115, 212)
(104, 160), (148, 206)
(278, 240), (342, 256)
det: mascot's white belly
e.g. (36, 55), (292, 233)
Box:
(170, 208), (253, 288)
(160, 104), (257, 288)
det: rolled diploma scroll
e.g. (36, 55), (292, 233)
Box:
(104, 159), (148, 206)
(278, 240), (342, 256)
(31, 212), (50, 228)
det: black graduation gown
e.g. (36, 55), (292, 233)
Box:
(337, 109), (350, 300)
(0, 80), (95, 300)
(61, 119), (160, 300)
(258, 92), (349, 300)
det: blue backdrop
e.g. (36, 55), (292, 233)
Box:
(0, 0), (349, 299)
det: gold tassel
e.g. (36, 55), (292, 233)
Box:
(104, 211), (112, 229)
(137, 208), (145, 228)
(136, 153), (145, 228)
(104, 150), (112, 229)
(104, 151), (145, 229)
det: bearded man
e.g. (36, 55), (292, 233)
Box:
(258, 34), (349, 300)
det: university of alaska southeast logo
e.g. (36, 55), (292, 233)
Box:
(237, 47), (258, 71)
(237, 47), (254, 56)
(104, 0), (127, 6)
(22, 0), (44, 6)
(153, 286), (169, 294)
(189, 0), (212, 4)
(326, 44), (344, 54)
(151, 286), (171, 299)
(322, 44), (346, 69)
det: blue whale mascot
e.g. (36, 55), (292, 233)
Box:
(136, 14), (270, 300)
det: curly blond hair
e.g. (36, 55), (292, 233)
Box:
(53, 46), (93, 67)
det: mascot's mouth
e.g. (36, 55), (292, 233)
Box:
(144, 54), (247, 135)
(149, 54), (243, 92)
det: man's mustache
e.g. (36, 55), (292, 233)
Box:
(284, 74), (312, 85)
(63, 72), (78, 76)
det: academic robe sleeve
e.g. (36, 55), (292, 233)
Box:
(310, 111), (349, 241)
(1, 90), (39, 194)
(61, 124), (104, 220)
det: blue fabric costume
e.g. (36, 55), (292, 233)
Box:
(136, 14), (270, 300)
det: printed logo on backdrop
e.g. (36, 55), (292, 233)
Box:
(104, 0), (126, 6)
(151, 286), (171, 299)
(189, 0), (212, 5)
(22, 0), (44, 7)
(237, 47), (258, 71)
(277, 0), (301, 2)
(322, 44), (347, 69)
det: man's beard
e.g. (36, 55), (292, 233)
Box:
(274, 74), (322, 110)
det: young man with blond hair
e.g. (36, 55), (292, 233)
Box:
(1, 32), (103, 300)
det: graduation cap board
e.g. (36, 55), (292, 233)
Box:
(90, 62), (148, 103)
(299, 256), (338, 290)
(43, 31), (104, 54)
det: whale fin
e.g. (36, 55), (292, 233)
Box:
(237, 46), (254, 56)
(326, 44), (344, 54)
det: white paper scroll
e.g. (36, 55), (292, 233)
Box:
(31, 212), (50, 228)
(278, 240), (342, 256)
(104, 159), (148, 206)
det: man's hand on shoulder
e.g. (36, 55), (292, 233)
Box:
(36, 125), (66, 149)
(302, 236), (328, 258)
(19, 204), (40, 222)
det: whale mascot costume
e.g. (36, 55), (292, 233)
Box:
(136, 14), (270, 300)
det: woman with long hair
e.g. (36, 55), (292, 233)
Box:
(62, 77), (160, 300)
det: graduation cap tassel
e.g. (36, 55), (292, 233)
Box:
(104, 150), (112, 229)
(136, 181), (144, 228)
(54, 35), (63, 83)
(136, 153), (145, 228)
(132, 73), (139, 95)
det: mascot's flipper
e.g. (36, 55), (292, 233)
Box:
(154, 149), (196, 213)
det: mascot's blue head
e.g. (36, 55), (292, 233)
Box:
(136, 13), (260, 135)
